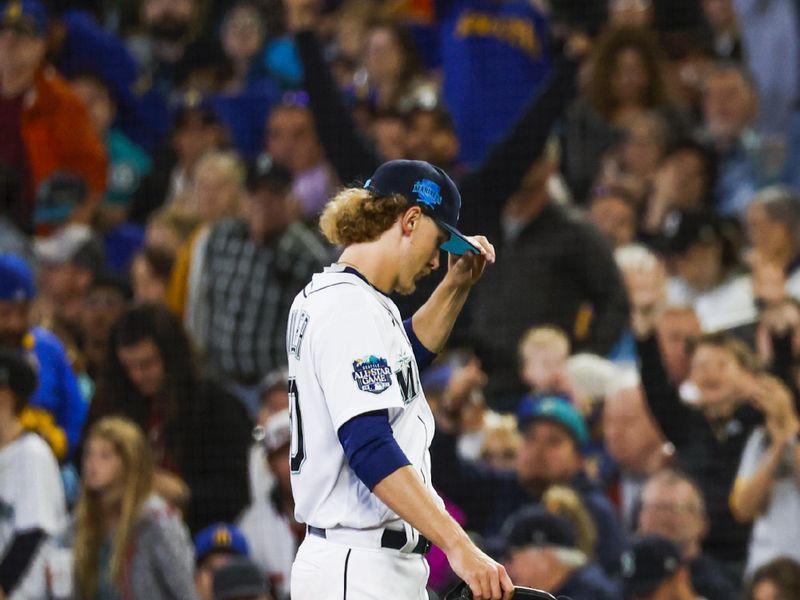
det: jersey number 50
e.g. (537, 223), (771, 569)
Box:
(289, 378), (306, 473)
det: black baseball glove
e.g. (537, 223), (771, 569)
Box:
(443, 582), (560, 600)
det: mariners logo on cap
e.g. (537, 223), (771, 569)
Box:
(412, 178), (442, 209)
(352, 356), (393, 394)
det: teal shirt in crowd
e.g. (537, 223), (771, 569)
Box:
(105, 129), (152, 207)
(95, 536), (120, 600)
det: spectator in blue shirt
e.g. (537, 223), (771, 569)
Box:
(0, 254), (86, 457)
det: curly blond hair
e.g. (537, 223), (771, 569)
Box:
(319, 188), (409, 247)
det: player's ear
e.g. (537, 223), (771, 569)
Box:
(401, 206), (422, 236)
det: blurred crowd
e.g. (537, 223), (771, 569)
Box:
(2, 0), (800, 599)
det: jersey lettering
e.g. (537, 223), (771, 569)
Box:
(288, 378), (306, 473)
(287, 310), (310, 360)
(396, 357), (420, 404)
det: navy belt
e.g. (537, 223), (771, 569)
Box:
(307, 525), (432, 555)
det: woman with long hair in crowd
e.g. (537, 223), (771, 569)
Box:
(73, 416), (197, 600)
(566, 25), (682, 201)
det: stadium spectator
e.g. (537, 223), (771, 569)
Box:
(700, 61), (781, 217)
(78, 274), (130, 380)
(125, 0), (203, 97)
(634, 291), (762, 578)
(0, 253), (85, 456)
(194, 523), (250, 600)
(731, 375), (800, 575)
(166, 150), (245, 349)
(655, 305), (701, 384)
(602, 371), (672, 532)
(0, 0), (107, 233)
(0, 346), (66, 600)
(479, 416), (522, 471)
(661, 210), (754, 332)
(432, 395), (626, 575)
(641, 138), (717, 234)
(68, 71), (152, 228)
(565, 25), (679, 202)
(353, 20), (437, 113)
(34, 224), (106, 349)
(637, 469), (738, 600)
(213, 557), (274, 600)
(220, 2), (269, 94)
(745, 556), (800, 600)
(90, 303), (252, 532)
(198, 156), (329, 413)
(130, 98), (227, 224)
(702, 0), (741, 60)
(73, 416), (197, 600)
(589, 185), (639, 249)
(621, 535), (704, 600)
(501, 505), (618, 599)
(239, 409), (302, 599)
(745, 186), (800, 300)
(144, 204), (199, 258)
(517, 326), (572, 400)
(130, 245), (174, 304)
(265, 100), (336, 221)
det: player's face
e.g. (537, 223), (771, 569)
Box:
(117, 338), (166, 398)
(395, 215), (446, 295)
(82, 436), (125, 494)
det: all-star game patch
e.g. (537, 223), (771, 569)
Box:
(352, 356), (393, 394)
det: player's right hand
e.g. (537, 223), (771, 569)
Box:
(446, 537), (514, 600)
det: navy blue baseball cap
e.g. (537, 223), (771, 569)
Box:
(194, 523), (249, 565)
(0, 0), (47, 36)
(0, 255), (35, 302)
(502, 505), (578, 551)
(621, 535), (684, 599)
(363, 160), (478, 255)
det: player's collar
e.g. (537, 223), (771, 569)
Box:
(333, 263), (390, 298)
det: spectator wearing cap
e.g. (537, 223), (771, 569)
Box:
(601, 370), (673, 534)
(501, 506), (618, 600)
(89, 303), (252, 533)
(0, 254), (86, 457)
(0, 0), (107, 233)
(34, 224), (106, 344)
(68, 71), (152, 229)
(239, 409), (302, 600)
(213, 557), (274, 600)
(194, 523), (250, 600)
(0, 346), (67, 600)
(661, 209), (755, 332)
(197, 156), (330, 414)
(637, 469), (739, 600)
(432, 395), (626, 575)
(129, 96), (227, 225)
(265, 100), (337, 222)
(621, 535), (702, 600)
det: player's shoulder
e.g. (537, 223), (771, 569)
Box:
(298, 269), (382, 311)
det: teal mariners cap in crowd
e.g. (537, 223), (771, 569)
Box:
(517, 396), (589, 448)
(363, 160), (479, 255)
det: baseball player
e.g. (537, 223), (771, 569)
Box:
(287, 160), (513, 599)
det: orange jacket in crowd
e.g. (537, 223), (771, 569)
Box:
(21, 67), (107, 229)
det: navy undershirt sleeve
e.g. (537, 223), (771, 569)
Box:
(0, 529), (46, 595)
(338, 410), (411, 490)
(403, 319), (437, 370)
